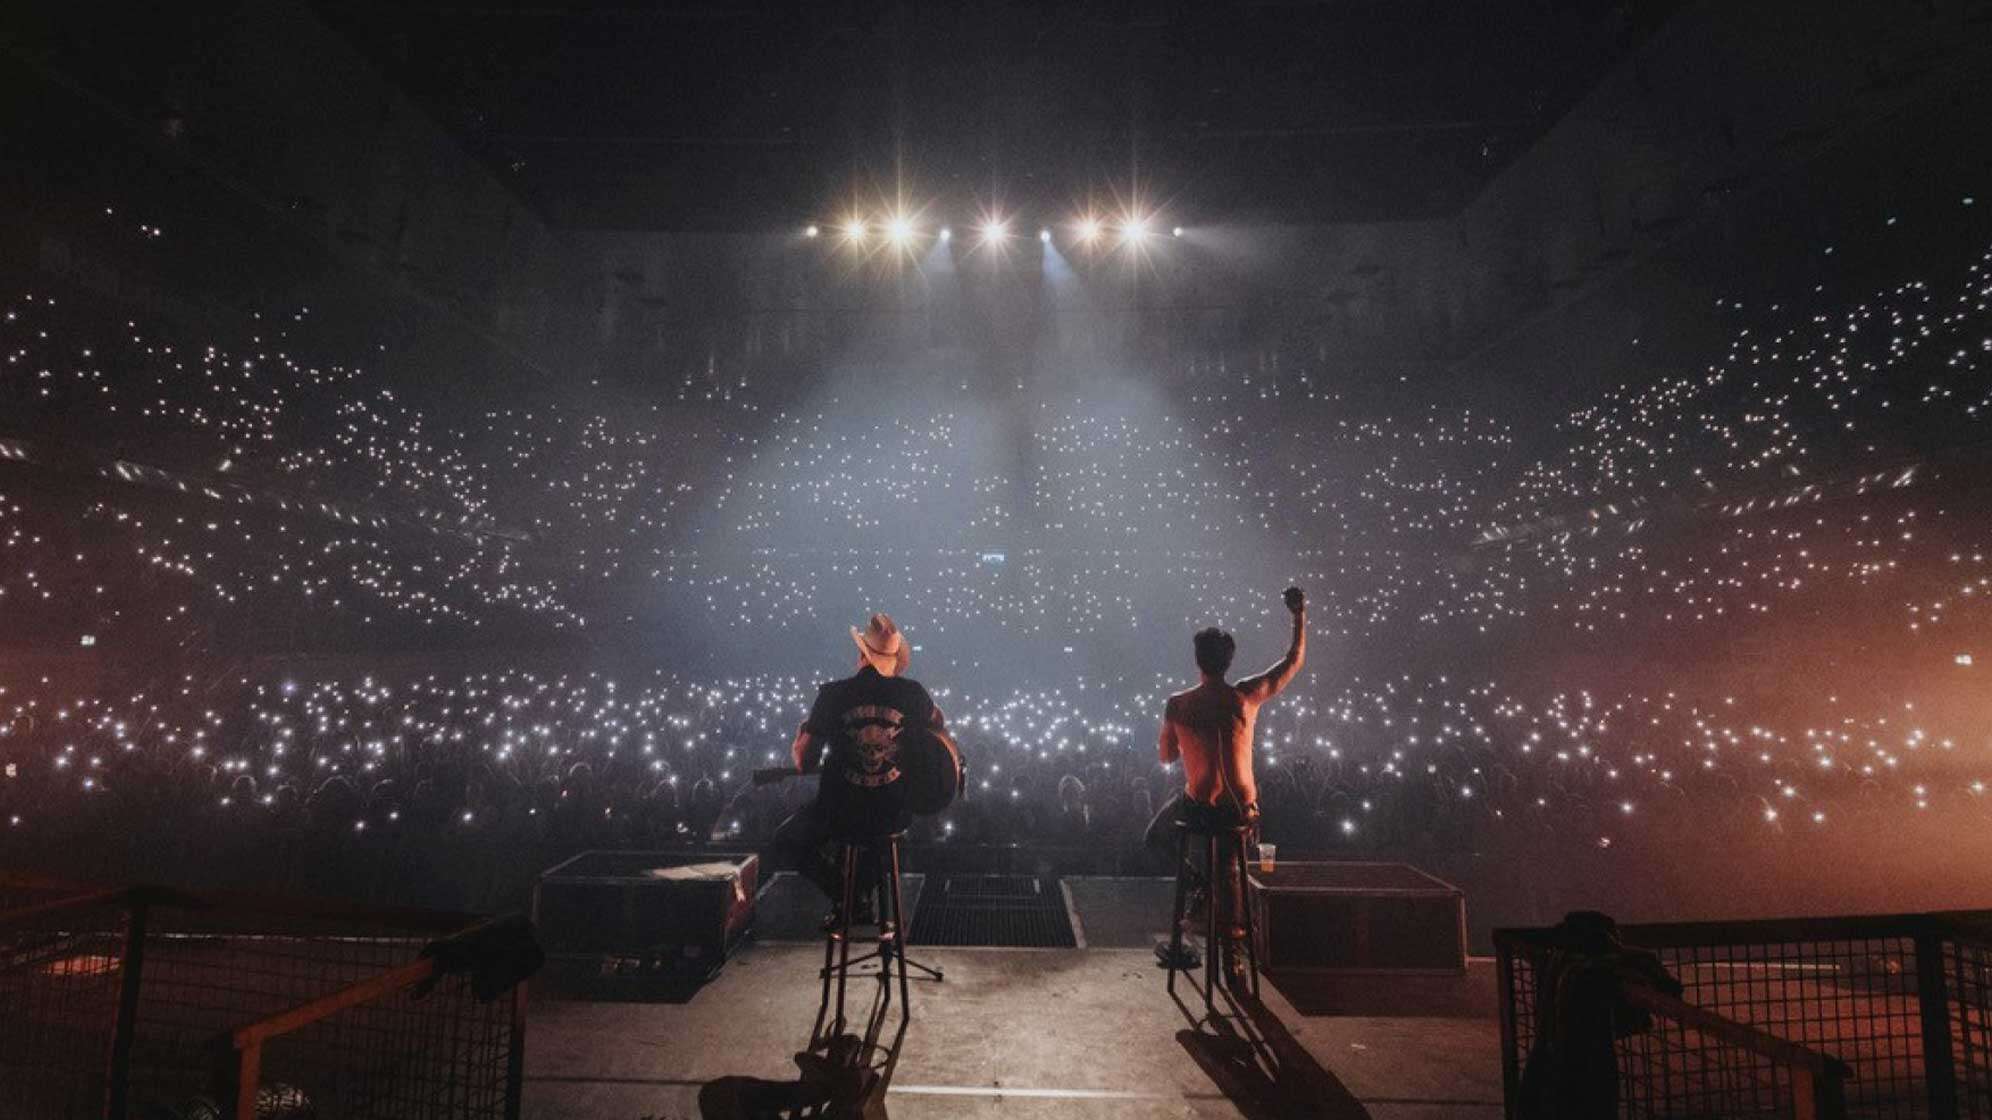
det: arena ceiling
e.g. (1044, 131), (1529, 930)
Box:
(316, 0), (1682, 231)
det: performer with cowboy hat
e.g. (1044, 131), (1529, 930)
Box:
(770, 612), (951, 928)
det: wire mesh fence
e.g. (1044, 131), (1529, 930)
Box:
(241, 965), (518, 1120)
(127, 915), (437, 1111)
(1497, 911), (1992, 1120)
(0, 892), (130, 1119)
(0, 879), (529, 1120)
(1501, 944), (1837, 1119)
(1949, 932), (1992, 1120)
(1656, 935), (1925, 1118)
(1617, 1007), (1803, 1118)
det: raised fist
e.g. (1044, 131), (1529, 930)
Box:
(1283, 586), (1305, 614)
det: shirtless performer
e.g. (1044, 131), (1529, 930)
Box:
(1151, 586), (1306, 981)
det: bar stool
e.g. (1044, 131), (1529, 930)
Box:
(813, 830), (922, 1049)
(1165, 819), (1262, 1016)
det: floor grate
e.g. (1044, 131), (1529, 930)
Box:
(907, 875), (1076, 948)
(937, 875), (1044, 901)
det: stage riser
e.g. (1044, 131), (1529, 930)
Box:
(533, 850), (759, 977)
(1250, 861), (1467, 973)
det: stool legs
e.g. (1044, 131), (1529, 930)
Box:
(1204, 831), (1221, 1019)
(818, 835), (923, 1049)
(1166, 824), (1260, 1019)
(886, 836), (912, 1024)
(1232, 836), (1261, 999)
(1166, 827), (1191, 999)
(833, 843), (857, 1032)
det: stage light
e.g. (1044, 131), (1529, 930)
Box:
(1172, 226), (1183, 237)
(1039, 228), (1051, 243)
(1123, 216), (1151, 244)
(939, 227), (952, 242)
(1076, 217), (1103, 243)
(804, 224), (820, 238)
(841, 218), (867, 242)
(979, 219), (1010, 245)
(886, 216), (915, 246)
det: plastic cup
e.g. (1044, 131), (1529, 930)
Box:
(1257, 843), (1277, 874)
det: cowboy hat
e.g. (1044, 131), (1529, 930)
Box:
(851, 612), (910, 676)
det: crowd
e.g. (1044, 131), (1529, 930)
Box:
(2, 662), (1986, 911)
(1, 219), (1989, 911)
(7, 253), (1986, 663)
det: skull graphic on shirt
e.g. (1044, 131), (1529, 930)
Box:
(841, 704), (905, 787)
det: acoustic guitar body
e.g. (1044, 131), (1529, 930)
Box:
(897, 727), (962, 816)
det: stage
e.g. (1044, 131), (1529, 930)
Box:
(522, 875), (1503, 1118)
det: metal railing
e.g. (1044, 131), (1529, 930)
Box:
(0, 877), (533, 1120)
(1496, 911), (1992, 1120)
(1618, 981), (1851, 1118)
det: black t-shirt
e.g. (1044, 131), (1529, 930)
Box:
(804, 666), (942, 826)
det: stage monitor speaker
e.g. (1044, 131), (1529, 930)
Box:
(534, 850), (758, 979)
(1248, 861), (1466, 973)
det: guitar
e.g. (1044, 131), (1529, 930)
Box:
(749, 729), (961, 815)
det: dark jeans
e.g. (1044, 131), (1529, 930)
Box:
(1143, 792), (1248, 935)
(770, 797), (910, 906)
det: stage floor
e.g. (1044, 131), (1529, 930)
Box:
(522, 942), (1504, 1118)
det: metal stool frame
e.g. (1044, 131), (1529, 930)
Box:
(811, 831), (943, 1051)
(1164, 819), (1262, 1018)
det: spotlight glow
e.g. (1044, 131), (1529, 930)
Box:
(979, 219), (1010, 245)
(804, 224), (819, 238)
(1077, 217), (1103, 243)
(1172, 226), (1183, 238)
(1039, 228), (1051, 243)
(886, 216), (915, 246)
(1123, 216), (1151, 244)
(842, 218), (867, 242)
(939, 227), (952, 242)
